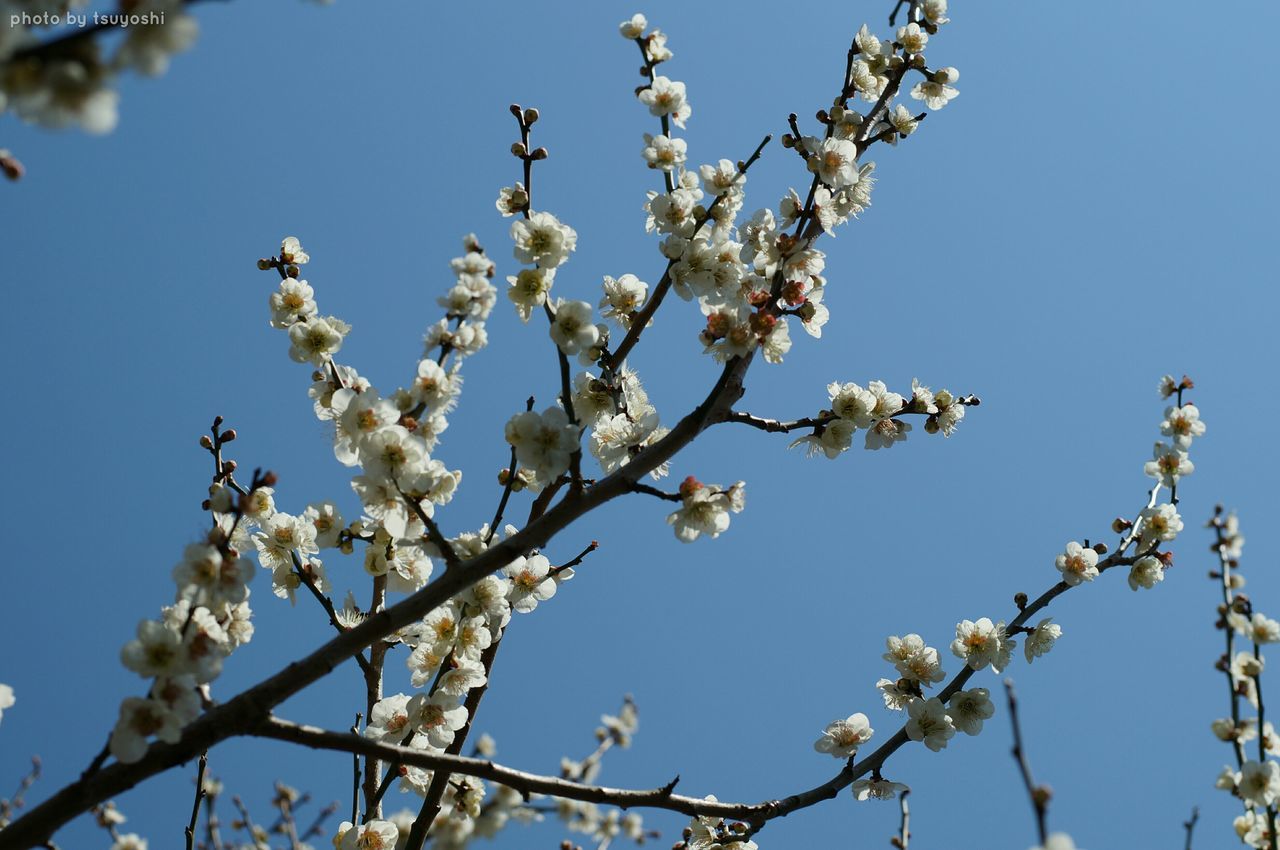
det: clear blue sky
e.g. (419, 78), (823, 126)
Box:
(2, 1), (1278, 848)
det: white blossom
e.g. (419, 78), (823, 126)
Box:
(667, 477), (745, 542)
(637, 76), (691, 128)
(948, 687), (994, 735)
(1055, 541), (1099, 587)
(813, 713), (873, 758)
(950, 618), (1014, 673)
(1128, 555), (1165, 591)
(511, 211), (578, 268)
(1024, 617), (1062, 663)
(905, 697), (955, 751)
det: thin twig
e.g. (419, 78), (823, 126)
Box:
(349, 713), (362, 827)
(1004, 680), (1049, 846)
(290, 551), (373, 676)
(1182, 805), (1199, 850)
(552, 540), (599, 575)
(892, 789), (910, 849)
(184, 752), (208, 850)
(484, 397), (533, 544)
(721, 412), (833, 433)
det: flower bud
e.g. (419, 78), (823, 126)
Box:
(511, 142), (528, 158)
(523, 107), (540, 125)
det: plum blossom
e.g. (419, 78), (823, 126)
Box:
(667, 477), (745, 542)
(905, 697), (955, 751)
(511, 211), (578, 268)
(948, 687), (994, 736)
(505, 407), (579, 484)
(1024, 618), (1062, 663)
(813, 713), (873, 758)
(950, 618), (1014, 673)
(504, 554), (557, 613)
(1055, 541), (1099, 587)
(637, 76), (691, 128)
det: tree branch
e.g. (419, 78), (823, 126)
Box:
(1004, 681), (1049, 847)
(0, 350), (755, 850)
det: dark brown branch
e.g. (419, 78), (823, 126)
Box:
(361, 576), (388, 819)
(253, 716), (733, 818)
(722, 412), (833, 433)
(1183, 805), (1199, 850)
(1004, 681), (1049, 846)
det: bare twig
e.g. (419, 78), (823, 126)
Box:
(1183, 805), (1199, 850)
(349, 713), (361, 827)
(184, 753), (207, 850)
(362, 575), (388, 819)
(1004, 681), (1049, 846)
(892, 789), (910, 849)
(721, 412), (834, 433)
(290, 551), (373, 677)
(484, 397), (534, 544)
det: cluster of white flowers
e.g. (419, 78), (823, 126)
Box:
(866, 631), (996, 759)
(673, 798), (758, 850)
(818, 379), (1205, 802)
(666, 476), (745, 542)
(1209, 510), (1280, 849)
(792, 378), (973, 457)
(1145, 374), (1204, 490)
(0, 0), (199, 134)
(109, 479), (258, 763)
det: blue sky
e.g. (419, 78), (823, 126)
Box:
(2, 1), (1279, 848)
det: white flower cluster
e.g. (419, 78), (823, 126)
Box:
(1145, 374), (1205, 490)
(792, 378), (971, 457)
(0, 0), (199, 134)
(263, 236), (486, 598)
(674, 797), (758, 850)
(667, 476), (745, 542)
(864, 631), (998, 759)
(109, 500), (257, 763)
(1209, 512), (1280, 849)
